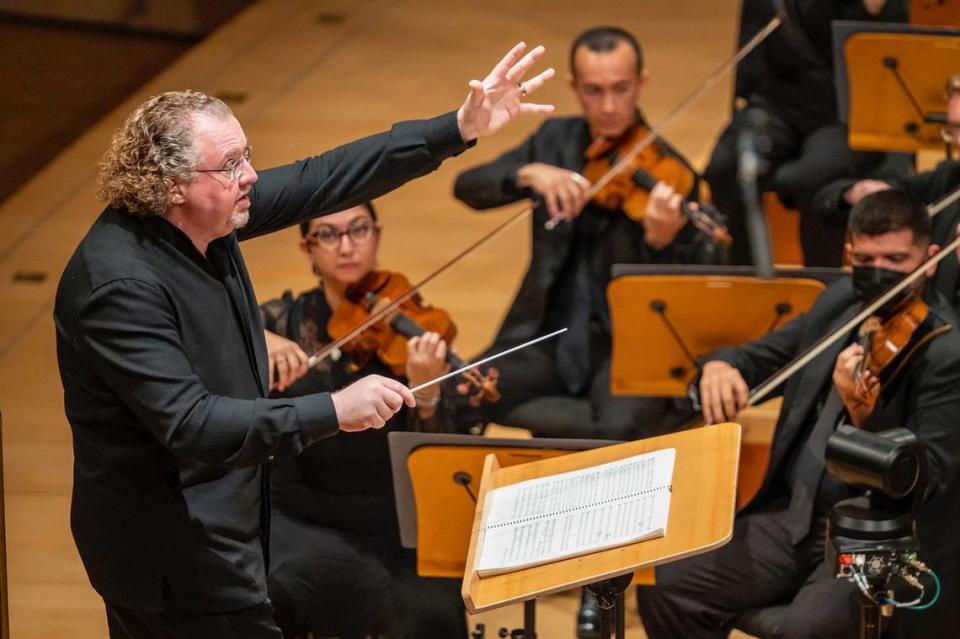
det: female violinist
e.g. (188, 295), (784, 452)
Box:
(259, 202), (467, 639)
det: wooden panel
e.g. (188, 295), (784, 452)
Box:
(846, 31), (960, 152)
(608, 275), (824, 396)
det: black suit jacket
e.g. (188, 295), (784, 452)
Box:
(54, 112), (470, 612)
(453, 116), (719, 351)
(705, 279), (960, 570)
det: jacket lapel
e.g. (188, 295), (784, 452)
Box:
(766, 307), (858, 476)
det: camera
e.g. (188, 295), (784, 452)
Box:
(824, 426), (940, 637)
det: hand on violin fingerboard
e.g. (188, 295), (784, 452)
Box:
(516, 162), (591, 222)
(457, 42), (555, 142)
(832, 344), (878, 427)
(405, 332), (450, 388)
(264, 330), (310, 393)
(643, 182), (688, 250)
(406, 332), (450, 418)
(699, 360), (749, 424)
(331, 375), (416, 432)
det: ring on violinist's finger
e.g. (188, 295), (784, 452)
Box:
(571, 173), (588, 186)
(518, 82), (527, 97)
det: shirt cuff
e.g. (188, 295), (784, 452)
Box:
(424, 110), (476, 160)
(293, 392), (339, 445)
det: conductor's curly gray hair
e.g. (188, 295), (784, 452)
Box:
(96, 90), (233, 217)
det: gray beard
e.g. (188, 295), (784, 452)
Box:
(230, 208), (250, 230)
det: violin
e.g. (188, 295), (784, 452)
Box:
(581, 124), (733, 247)
(857, 298), (929, 381)
(853, 295), (929, 411)
(324, 270), (500, 407)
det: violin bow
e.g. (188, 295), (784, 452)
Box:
(308, 14), (784, 370)
(747, 184), (960, 407)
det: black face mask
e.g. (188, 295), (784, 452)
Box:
(851, 266), (915, 317)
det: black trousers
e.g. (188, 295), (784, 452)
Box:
(704, 99), (882, 267)
(637, 508), (860, 639)
(457, 339), (692, 439)
(105, 601), (281, 639)
(268, 510), (467, 639)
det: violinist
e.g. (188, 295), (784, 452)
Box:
(453, 26), (722, 442)
(638, 189), (960, 638)
(259, 202), (467, 638)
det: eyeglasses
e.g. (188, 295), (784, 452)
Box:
(195, 146), (253, 183)
(940, 124), (960, 145)
(305, 220), (378, 248)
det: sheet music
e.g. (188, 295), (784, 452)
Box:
(476, 448), (674, 577)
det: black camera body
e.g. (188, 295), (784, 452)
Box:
(824, 425), (925, 585)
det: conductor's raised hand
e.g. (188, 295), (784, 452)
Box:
(699, 360), (749, 425)
(331, 375), (416, 432)
(457, 42), (556, 142)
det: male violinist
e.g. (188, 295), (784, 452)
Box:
(453, 26), (723, 442)
(637, 189), (960, 638)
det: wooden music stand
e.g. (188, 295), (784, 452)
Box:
(910, 0), (960, 28)
(462, 422), (741, 638)
(832, 21), (960, 152)
(606, 272), (826, 397)
(387, 432), (656, 585)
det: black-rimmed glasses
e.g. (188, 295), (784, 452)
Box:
(305, 220), (378, 249)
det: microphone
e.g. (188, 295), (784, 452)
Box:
(737, 108), (775, 278)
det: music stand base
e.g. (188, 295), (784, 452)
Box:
(586, 573), (633, 639)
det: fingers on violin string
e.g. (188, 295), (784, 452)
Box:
(669, 193), (683, 212)
(505, 44), (545, 83)
(490, 42), (527, 81)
